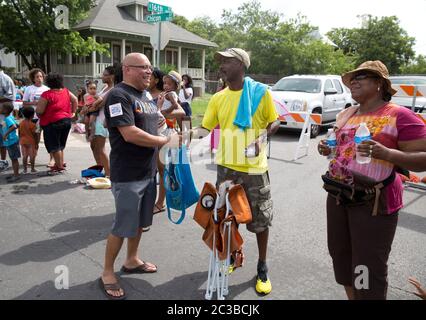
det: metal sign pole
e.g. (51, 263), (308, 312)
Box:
(156, 22), (161, 68)
(412, 86), (418, 112)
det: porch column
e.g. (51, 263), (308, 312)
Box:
(202, 49), (206, 95)
(121, 38), (126, 60)
(92, 35), (96, 78)
(178, 46), (182, 74)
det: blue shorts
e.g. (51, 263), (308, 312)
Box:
(0, 130), (3, 148)
(110, 177), (157, 238)
(6, 143), (21, 160)
(94, 121), (109, 138)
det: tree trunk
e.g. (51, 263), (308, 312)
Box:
(19, 53), (32, 71)
(30, 53), (46, 73)
(46, 50), (51, 73)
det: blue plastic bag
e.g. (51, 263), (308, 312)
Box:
(81, 165), (105, 178)
(164, 145), (200, 224)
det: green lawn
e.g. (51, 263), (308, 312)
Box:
(191, 93), (212, 127)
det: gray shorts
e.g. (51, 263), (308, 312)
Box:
(217, 165), (274, 233)
(111, 177), (157, 238)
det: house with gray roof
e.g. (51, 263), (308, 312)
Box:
(13, 0), (217, 94)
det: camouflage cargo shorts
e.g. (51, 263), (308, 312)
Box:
(217, 165), (274, 233)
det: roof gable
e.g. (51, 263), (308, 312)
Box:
(74, 0), (217, 48)
(117, 0), (148, 7)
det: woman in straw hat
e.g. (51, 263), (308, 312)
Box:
(317, 60), (426, 300)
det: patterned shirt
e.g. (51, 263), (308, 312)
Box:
(329, 103), (426, 214)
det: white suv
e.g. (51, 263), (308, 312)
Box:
(271, 75), (355, 137)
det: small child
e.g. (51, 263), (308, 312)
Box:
(82, 81), (99, 141)
(158, 71), (184, 133)
(75, 86), (86, 123)
(19, 107), (39, 173)
(0, 102), (21, 182)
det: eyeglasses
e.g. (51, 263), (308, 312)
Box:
(350, 74), (379, 82)
(124, 65), (153, 72)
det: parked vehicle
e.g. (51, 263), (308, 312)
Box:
(390, 76), (426, 113)
(271, 75), (355, 137)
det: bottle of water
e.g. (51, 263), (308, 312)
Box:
(326, 128), (337, 159)
(355, 122), (371, 164)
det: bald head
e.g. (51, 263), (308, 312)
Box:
(122, 52), (153, 91)
(122, 53), (148, 66)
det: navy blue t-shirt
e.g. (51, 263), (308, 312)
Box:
(104, 83), (159, 182)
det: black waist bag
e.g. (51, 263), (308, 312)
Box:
(321, 171), (395, 216)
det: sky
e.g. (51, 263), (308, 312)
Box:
(161, 0), (426, 56)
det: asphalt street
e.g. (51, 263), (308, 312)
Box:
(0, 128), (425, 300)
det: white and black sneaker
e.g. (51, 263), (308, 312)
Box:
(0, 160), (9, 172)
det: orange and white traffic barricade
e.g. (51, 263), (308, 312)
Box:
(393, 84), (426, 112)
(274, 99), (322, 161)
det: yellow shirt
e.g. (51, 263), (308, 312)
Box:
(202, 88), (278, 174)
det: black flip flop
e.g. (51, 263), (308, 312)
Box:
(98, 278), (127, 300)
(120, 263), (158, 274)
(153, 204), (166, 215)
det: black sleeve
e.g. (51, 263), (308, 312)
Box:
(104, 89), (135, 128)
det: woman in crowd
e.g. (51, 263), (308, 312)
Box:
(36, 73), (78, 173)
(317, 60), (426, 300)
(148, 68), (165, 102)
(86, 66), (116, 178)
(22, 68), (53, 166)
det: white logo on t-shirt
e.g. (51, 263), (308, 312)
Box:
(109, 103), (123, 117)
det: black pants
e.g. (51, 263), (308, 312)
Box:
(326, 194), (398, 300)
(42, 118), (71, 153)
(181, 102), (192, 117)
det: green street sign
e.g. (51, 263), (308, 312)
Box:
(148, 2), (172, 13)
(146, 12), (173, 23)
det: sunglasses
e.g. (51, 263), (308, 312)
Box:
(350, 73), (379, 82)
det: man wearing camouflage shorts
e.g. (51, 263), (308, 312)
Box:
(201, 48), (280, 295)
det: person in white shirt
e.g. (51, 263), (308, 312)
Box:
(0, 59), (16, 163)
(178, 74), (194, 134)
(23, 68), (51, 166)
(23, 69), (49, 120)
(178, 74), (193, 116)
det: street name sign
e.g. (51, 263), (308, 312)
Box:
(148, 2), (172, 13)
(146, 12), (173, 23)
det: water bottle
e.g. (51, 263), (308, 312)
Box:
(326, 128), (337, 159)
(355, 122), (371, 164)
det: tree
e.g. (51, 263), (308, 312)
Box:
(0, 0), (109, 72)
(401, 55), (426, 74)
(173, 15), (220, 73)
(174, 0), (355, 76)
(327, 15), (415, 74)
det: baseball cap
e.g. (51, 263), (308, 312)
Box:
(214, 48), (251, 69)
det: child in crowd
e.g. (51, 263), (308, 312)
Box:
(0, 102), (20, 182)
(82, 80), (99, 141)
(158, 70), (184, 132)
(19, 107), (39, 173)
(154, 71), (186, 215)
(75, 86), (86, 123)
